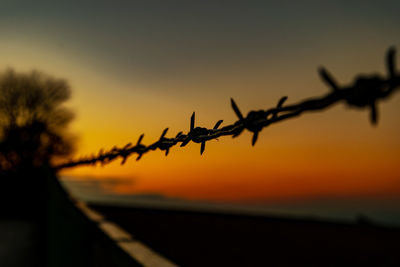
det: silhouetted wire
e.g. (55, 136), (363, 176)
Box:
(56, 48), (400, 170)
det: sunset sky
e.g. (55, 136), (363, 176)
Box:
(1, 1), (400, 204)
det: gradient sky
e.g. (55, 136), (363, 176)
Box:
(1, 1), (400, 203)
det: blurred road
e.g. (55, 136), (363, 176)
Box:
(0, 220), (40, 267)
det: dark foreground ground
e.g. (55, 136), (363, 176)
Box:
(91, 204), (400, 267)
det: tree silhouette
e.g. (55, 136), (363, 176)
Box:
(0, 69), (75, 173)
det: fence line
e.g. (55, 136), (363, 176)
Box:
(56, 48), (400, 170)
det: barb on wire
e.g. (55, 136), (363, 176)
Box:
(56, 47), (400, 170)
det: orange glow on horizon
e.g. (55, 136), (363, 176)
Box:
(61, 119), (400, 202)
(2, 21), (400, 204)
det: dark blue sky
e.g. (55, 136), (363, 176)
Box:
(2, 1), (399, 84)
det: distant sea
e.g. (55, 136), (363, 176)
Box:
(60, 175), (400, 226)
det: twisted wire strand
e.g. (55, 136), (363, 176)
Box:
(56, 48), (400, 170)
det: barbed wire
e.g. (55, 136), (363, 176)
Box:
(56, 48), (400, 170)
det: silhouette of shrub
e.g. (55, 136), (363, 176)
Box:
(0, 69), (75, 173)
